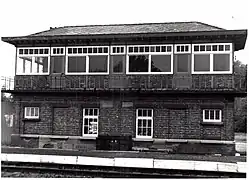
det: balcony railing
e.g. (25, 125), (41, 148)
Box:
(1, 75), (247, 94)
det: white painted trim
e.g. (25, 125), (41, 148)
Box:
(174, 44), (191, 54)
(1, 153), (246, 173)
(19, 134), (96, 140)
(110, 46), (126, 55)
(203, 109), (222, 122)
(16, 56), (50, 75)
(51, 47), (65, 56)
(82, 108), (99, 137)
(192, 43), (233, 74)
(136, 108), (153, 139)
(24, 107), (39, 119)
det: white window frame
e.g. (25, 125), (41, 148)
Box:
(174, 44), (191, 54)
(65, 46), (109, 75)
(51, 47), (65, 56)
(110, 46), (126, 55)
(16, 47), (50, 75)
(24, 107), (39, 119)
(192, 43), (233, 74)
(136, 108), (153, 139)
(82, 108), (99, 137)
(126, 45), (173, 75)
(202, 109), (222, 122)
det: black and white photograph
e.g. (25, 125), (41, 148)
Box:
(0, 0), (248, 178)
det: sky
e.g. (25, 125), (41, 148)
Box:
(0, 0), (248, 77)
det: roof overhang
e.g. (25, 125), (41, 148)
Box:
(2, 29), (247, 51)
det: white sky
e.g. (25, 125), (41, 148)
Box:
(0, 0), (248, 77)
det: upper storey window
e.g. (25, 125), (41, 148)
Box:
(127, 45), (173, 74)
(16, 47), (50, 75)
(66, 46), (109, 75)
(192, 43), (232, 74)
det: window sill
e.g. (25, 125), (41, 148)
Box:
(201, 121), (224, 126)
(22, 118), (40, 122)
(133, 138), (154, 142)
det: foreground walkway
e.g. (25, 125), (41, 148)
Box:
(1, 147), (247, 173)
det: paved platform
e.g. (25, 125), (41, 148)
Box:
(1, 147), (247, 173)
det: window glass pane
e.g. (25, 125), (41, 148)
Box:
(31, 108), (35, 116)
(26, 108), (31, 117)
(142, 128), (146, 136)
(142, 110), (147, 117)
(94, 109), (98, 116)
(51, 56), (65, 73)
(210, 110), (215, 119)
(200, 45), (205, 51)
(20, 57), (32, 73)
(225, 45), (230, 51)
(147, 128), (151, 136)
(138, 128), (142, 135)
(68, 56), (86, 73)
(212, 45), (217, 51)
(89, 55), (108, 73)
(151, 55), (171, 72)
(215, 110), (220, 120)
(84, 109), (89, 116)
(34, 108), (39, 116)
(167, 46), (172, 52)
(148, 110), (152, 117)
(194, 46), (199, 52)
(148, 120), (151, 127)
(219, 45), (224, 51)
(34, 57), (48, 73)
(111, 55), (125, 73)
(138, 109), (142, 116)
(206, 45), (211, 51)
(89, 109), (93, 116)
(129, 55), (149, 72)
(17, 57), (24, 74)
(204, 110), (209, 119)
(138, 120), (142, 127)
(176, 54), (189, 72)
(194, 55), (210, 71)
(213, 54), (230, 71)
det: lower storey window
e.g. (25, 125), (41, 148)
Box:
(24, 107), (39, 119)
(203, 109), (222, 122)
(83, 108), (99, 136)
(136, 109), (153, 138)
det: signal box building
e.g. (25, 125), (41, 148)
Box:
(1, 22), (247, 155)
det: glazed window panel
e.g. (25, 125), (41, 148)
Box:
(111, 55), (125, 73)
(151, 55), (171, 72)
(194, 55), (210, 72)
(51, 56), (65, 73)
(89, 55), (108, 73)
(67, 56), (86, 73)
(83, 108), (99, 136)
(203, 109), (222, 122)
(24, 107), (39, 119)
(136, 109), (153, 138)
(33, 57), (48, 73)
(129, 55), (149, 73)
(213, 54), (230, 71)
(176, 54), (189, 73)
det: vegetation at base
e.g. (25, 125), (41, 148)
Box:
(234, 60), (247, 133)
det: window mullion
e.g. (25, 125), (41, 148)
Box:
(86, 56), (89, 73)
(210, 54), (214, 72)
(148, 54), (151, 73)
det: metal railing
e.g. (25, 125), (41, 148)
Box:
(1, 75), (247, 93)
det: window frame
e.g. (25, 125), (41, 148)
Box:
(82, 108), (99, 137)
(65, 46), (109, 75)
(24, 107), (39, 119)
(126, 45), (173, 75)
(136, 108), (153, 139)
(202, 109), (222, 122)
(191, 43), (233, 74)
(16, 47), (50, 75)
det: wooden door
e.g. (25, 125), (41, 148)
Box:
(50, 56), (65, 89)
(173, 54), (192, 89)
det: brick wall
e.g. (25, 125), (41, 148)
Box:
(13, 93), (234, 142)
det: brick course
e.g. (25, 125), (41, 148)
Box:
(13, 94), (234, 142)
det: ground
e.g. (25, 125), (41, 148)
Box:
(235, 133), (247, 155)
